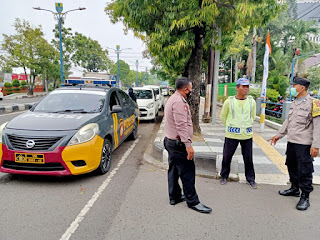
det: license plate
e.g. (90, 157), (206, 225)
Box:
(15, 153), (45, 164)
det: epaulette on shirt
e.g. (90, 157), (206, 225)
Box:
(312, 99), (320, 117)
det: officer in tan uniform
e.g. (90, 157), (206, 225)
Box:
(269, 77), (320, 211)
(164, 77), (212, 214)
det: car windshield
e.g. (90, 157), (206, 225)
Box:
(33, 91), (106, 113)
(133, 90), (153, 99)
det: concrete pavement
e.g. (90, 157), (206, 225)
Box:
(145, 97), (320, 186)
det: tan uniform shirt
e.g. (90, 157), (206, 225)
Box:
(164, 91), (193, 148)
(276, 95), (320, 148)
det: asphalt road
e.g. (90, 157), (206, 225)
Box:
(0, 111), (163, 240)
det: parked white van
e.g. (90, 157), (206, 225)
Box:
(144, 85), (164, 110)
(160, 85), (169, 96)
(133, 87), (159, 122)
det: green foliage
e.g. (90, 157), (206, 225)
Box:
(72, 32), (112, 72)
(267, 70), (289, 97)
(217, 95), (228, 103)
(266, 115), (284, 124)
(307, 66), (320, 91)
(4, 82), (12, 88)
(110, 60), (130, 83)
(20, 80), (27, 86)
(12, 79), (20, 87)
(248, 88), (261, 100)
(1, 19), (59, 95)
(266, 88), (279, 102)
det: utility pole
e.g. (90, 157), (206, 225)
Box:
(135, 60), (139, 87)
(116, 45), (120, 87)
(33, 3), (86, 85)
(146, 67), (148, 85)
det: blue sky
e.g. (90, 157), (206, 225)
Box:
(0, 0), (152, 75)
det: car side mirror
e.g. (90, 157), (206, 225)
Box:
(111, 105), (122, 113)
(156, 95), (160, 100)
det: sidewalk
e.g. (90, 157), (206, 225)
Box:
(0, 92), (47, 113)
(145, 97), (320, 186)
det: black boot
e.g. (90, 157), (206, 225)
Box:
(296, 192), (310, 211)
(279, 185), (300, 197)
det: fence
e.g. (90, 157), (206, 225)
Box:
(218, 83), (237, 96)
(263, 100), (283, 119)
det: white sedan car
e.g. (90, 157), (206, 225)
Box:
(133, 87), (159, 122)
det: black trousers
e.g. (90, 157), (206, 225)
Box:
(220, 137), (255, 182)
(286, 142), (314, 193)
(164, 137), (200, 207)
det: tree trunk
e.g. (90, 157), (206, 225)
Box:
(251, 27), (257, 83)
(188, 26), (205, 134)
(235, 56), (239, 82)
(28, 69), (35, 96)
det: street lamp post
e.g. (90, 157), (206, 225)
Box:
(135, 60), (139, 87)
(33, 3), (85, 85)
(112, 46), (132, 88)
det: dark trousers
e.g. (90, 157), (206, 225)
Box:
(221, 137), (255, 182)
(286, 142), (314, 193)
(164, 137), (200, 207)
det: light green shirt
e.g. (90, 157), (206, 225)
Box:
(220, 97), (256, 140)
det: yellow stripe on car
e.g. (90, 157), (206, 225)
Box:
(112, 113), (119, 148)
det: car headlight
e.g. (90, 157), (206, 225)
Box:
(147, 103), (154, 109)
(0, 122), (8, 144)
(68, 123), (99, 146)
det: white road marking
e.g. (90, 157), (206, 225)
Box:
(0, 111), (27, 117)
(60, 136), (141, 240)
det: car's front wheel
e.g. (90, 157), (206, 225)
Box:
(129, 121), (138, 140)
(95, 139), (112, 175)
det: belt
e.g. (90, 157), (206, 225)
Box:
(165, 137), (185, 148)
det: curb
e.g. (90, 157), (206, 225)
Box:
(0, 103), (35, 114)
(3, 93), (47, 100)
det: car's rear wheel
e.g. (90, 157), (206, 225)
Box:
(95, 139), (112, 175)
(129, 121), (138, 140)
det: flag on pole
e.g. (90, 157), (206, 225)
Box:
(260, 31), (272, 99)
(260, 31), (271, 133)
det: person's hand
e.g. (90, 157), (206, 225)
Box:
(310, 147), (319, 158)
(268, 136), (279, 145)
(186, 146), (194, 160)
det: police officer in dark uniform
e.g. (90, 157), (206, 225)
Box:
(163, 77), (212, 214)
(269, 77), (320, 211)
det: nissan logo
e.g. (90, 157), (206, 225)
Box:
(26, 140), (35, 149)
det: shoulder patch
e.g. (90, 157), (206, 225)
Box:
(312, 99), (320, 117)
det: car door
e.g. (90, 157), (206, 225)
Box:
(108, 89), (124, 149)
(117, 90), (135, 142)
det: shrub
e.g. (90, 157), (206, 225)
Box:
(20, 80), (27, 86)
(248, 89), (261, 100)
(266, 89), (280, 102)
(12, 79), (20, 87)
(12, 87), (21, 92)
(21, 85), (28, 90)
(4, 82), (12, 88)
(217, 95), (228, 103)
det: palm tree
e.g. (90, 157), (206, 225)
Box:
(285, 20), (318, 53)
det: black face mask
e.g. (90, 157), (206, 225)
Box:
(186, 90), (192, 99)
